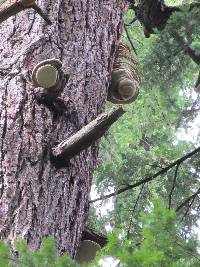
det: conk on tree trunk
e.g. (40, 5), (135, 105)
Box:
(0, 0), (128, 257)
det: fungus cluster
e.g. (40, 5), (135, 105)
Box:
(108, 42), (140, 104)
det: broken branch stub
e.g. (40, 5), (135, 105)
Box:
(52, 107), (125, 160)
(32, 58), (69, 99)
(0, 0), (51, 25)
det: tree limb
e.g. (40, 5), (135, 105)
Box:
(168, 163), (180, 209)
(124, 25), (137, 55)
(0, 0), (51, 25)
(180, 196), (196, 222)
(184, 45), (200, 65)
(124, 16), (137, 27)
(127, 183), (145, 239)
(176, 187), (200, 212)
(195, 72), (200, 92)
(90, 146), (200, 203)
(171, 30), (200, 67)
(52, 107), (125, 160)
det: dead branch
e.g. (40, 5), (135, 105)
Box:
(176, 187), (200, 212)
(184, 45), (200, 65)
(52, 107), (125, 160)
(124, 16), (137, 27)
(127, 183), (145, 239)
(180, 197), (196, 223)
(168, 163), (180, 209)
(0, 0), (51, 25)
(124, 25), (137, 55)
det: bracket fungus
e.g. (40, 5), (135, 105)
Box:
(108, 43), (140, 104)
(32, 59), (69, 99)
(75, 240), (101, 264)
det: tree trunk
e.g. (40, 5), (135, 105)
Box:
(0, 0), (128, 257)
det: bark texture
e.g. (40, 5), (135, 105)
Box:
(0, 0), (128, 257)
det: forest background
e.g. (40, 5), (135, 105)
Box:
(91, 0), (200, 265)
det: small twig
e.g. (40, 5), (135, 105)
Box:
(32, 3), (52, 25)
(0, 0), (52, 25)
(180, 197), (196, 223)
(127, 183), (145, 239)
(176, 187), (200, 212)
(124, 16), (137, 26)
(90, 146), (200, 203)
(124, 25), (137, 55)
(168, 163), (180, 209)
(195, 72), (200, 92)
(148, 163), (165, 170)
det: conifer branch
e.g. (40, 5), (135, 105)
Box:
(124, 25), (137, 55)
(90, 146), (200, 203)
(176, 187), (200, 212)
(168, 163), (180, 209)
(127, 183), (145, 239)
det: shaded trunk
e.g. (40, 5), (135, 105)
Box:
(0, 0), (127, 257)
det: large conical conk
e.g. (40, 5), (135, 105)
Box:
(108, 43), (140, 104)
(118, 78), (139, 100)
(35, 64), (58, 89)
(75, 240), (101, 264)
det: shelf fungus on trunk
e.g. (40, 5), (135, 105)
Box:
(32, 58), (69, 100)
(108, 43), (140, 104)
(0, 0), (51, 25)
(75, 240), (101, 264)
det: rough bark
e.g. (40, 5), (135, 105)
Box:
(0, 0), (128, 257)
